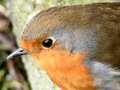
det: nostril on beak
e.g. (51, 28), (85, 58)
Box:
(7, 48), (28, 60)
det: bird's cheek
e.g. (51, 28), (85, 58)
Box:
(30, 48), (87, 71)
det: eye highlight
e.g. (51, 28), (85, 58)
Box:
(42, 37), (56, 49)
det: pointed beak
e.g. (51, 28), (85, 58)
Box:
(7, 48), (28, 60)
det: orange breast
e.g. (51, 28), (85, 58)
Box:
(32, 49), (96, 90)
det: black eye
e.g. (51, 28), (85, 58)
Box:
(42, 37), (55, 48)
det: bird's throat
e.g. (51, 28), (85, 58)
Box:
(31, 49), (96, 90)
(48, 65), (96, 90)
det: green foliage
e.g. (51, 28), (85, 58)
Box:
(0, 69), (5, 80)
(42, 0), (113, 7)
(0, 0), (6, 7)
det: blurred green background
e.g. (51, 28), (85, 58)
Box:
(0, 0), (119, 90)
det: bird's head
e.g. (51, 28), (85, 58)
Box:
(8, 6), (97, 71)
(7, 6), (98, 89)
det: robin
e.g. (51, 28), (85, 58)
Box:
(7, 3), (120, 90)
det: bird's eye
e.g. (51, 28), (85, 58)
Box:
(42, 37), (56, 48)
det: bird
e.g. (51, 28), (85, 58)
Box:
(7, 3), (120, 90)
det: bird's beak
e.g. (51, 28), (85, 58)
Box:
(7, 48), (28, 60)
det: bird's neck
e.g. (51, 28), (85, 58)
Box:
(47, 64), (96, 90)
(87, 61), (120, 90)
(31, 49), (97, 90)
